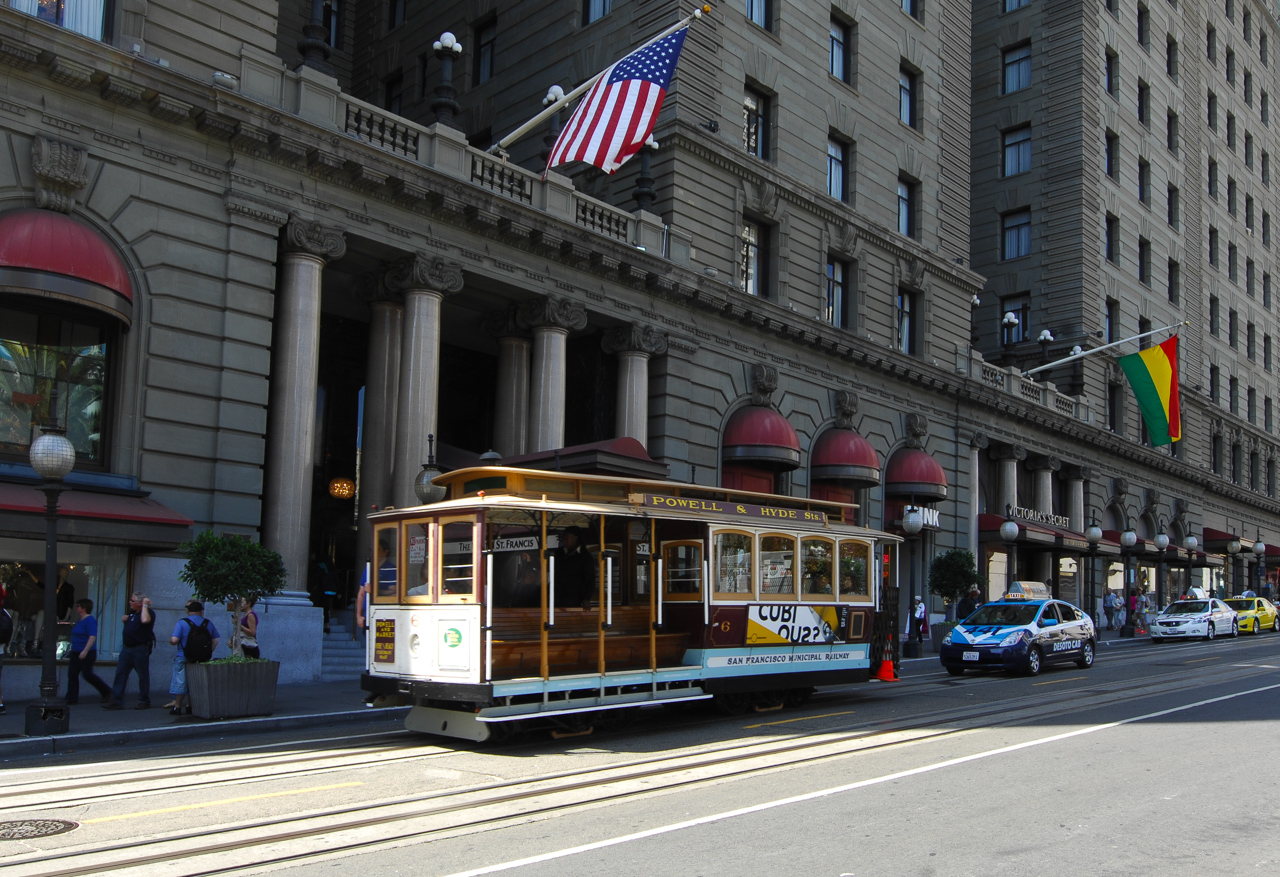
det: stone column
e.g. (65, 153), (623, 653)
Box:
(388, 254), (464, 510)
(1062, 465), (1091, 608)
(519, 296), (588, 452)
(969, 433), (988, 560)
(354, 275), (402, 571)
(602, 323), (668, 447)
(1026, 454), (1060, 587)
(990, 442), (1025, 515)
(262, 214), (345, 594)
(484, 306), (530, 458)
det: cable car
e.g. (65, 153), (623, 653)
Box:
(360, 467), (903, 741)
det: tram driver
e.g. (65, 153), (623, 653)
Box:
(552, 526), (596, 609)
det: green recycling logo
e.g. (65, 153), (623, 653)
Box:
(443, 628), (463, 648)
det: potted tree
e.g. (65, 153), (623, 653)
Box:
(927, 549), (980, 652)
(178, 531), (286, 719)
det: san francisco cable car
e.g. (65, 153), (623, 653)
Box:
(360, 467), (903, 741)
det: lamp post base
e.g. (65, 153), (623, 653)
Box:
(24, 703), (70, 737)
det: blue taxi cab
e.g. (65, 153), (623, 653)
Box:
(939, 582), (1097, 677)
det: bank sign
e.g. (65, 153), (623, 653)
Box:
(642, 494), (826, 524)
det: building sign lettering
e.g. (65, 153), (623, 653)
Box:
(1010, 506), (1071, 529)
(642, 494), (826, 524)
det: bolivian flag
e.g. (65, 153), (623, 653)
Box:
(1118, 335), (1181, 445)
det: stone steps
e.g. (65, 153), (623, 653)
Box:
(320, 620), (367, 682)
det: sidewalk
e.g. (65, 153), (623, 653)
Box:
(0, 679), (409, 760)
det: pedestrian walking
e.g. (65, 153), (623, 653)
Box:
(65, 598), (112, 704)
(1104, 591), (1121, 630)
(907, 596), (928, 642)
(103, 593), (155, 710)
(956, 587), (982, 621)
(168, 600), (220, 716)
(237, 596), (260, 659)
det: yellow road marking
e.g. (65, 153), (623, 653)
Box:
(1032, 676), (1086, 686)
(81, 782), (363, 824)
(1184, 656), (1222, 664)
(744, 710), (856, 729)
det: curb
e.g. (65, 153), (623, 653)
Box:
(0, 705), (411, 760)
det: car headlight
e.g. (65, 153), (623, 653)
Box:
(942, 629), (953, 645)
(999, 630), (1028, 647)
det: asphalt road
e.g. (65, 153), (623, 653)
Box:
(3, 633), (1279, 877)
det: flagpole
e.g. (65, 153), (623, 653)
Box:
(491, 4), (709, 153)
(1020, 321), (1188, 378)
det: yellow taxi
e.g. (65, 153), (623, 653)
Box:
(1223, 597), (1280, 634)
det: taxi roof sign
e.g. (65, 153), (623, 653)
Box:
(1004, 581), (1051, 600)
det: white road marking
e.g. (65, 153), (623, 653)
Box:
(439, 679), (1280, 877)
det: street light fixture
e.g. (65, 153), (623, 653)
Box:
(1119, 527), (1137, 634)
(1228, 534), (1241, 597)
(25, 424), (75, 736)
(1184, 534), (1198, 599)
(1085, 515), (1102, 626)
(902, 505), (924, 536)
(1253, 530), (1266, 595)
(413, 433), (448, 506)
(431, 32), (464, 127)
(1000, 504), (1020, 590)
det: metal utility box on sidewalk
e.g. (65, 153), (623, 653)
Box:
(187, 660), (280, 719)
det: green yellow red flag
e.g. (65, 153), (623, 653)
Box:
(1118, 335), (1181, 445)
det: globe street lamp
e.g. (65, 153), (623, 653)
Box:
(1154, 522), (1170, 609)
(1085, 516), (1102, 626)
(1000, 504), (1021, 591)
(1227, 534), (1241, 597)
(413, 433), (448, 505)
(1253, 531), (1266, 596)
(25, 424), (75, 736)
(1119, 528), (1137, 634)
(1184, 534), (1198, 598)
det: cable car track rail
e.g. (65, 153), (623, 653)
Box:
(4, 661), (1275, 877)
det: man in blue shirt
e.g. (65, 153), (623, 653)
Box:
(167, 600), (220, 716)
(103, 593), (155, 710)
(65, 598), (111, 704)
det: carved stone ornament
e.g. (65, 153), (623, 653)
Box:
(1210, 417), (1224, 437)
(1027, 454), (1061, 473)
(384, 253), (464, 295)
(747, 180), (781, 220)
(833, 390), (859, 429)
(970, 431), (990, 450)
(835, 223), (859, 257)
(516, 295), (589, 332)
(988, 441), (1027, 462)
(904, 257), (927, 290)
(1171, 498), (1188, 536)
(749, 363), (779, 406)
(283, 212), (346, 261)
(355, 271), (401, 306)
(481, 305), (524, 339)
(601, 323), (669, 357)
(31, 136), (88, 214)
(1110, 477), (1129, 509)
(1143, 488), (1162, 518)
(904, 413), (929, 449)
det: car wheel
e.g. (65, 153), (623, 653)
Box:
(1252, 618), (1262, 635)
(1151, 636), (1165, 643)
(1025, 647), (1043, 676)
(1274, 616), (1280, 633)
(1076, 640), (1095, 669)
(1232, 619), (1239, 638)
(945, 666), (965, 677)
(1206, 622), (1216, 641)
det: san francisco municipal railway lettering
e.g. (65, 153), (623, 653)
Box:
(642, 494), (827, 524)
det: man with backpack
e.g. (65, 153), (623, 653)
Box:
(168, 600), (220, 716)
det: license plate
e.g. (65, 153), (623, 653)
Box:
(962, 651), (980, 662)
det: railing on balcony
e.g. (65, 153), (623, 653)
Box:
(470, 152), (534, 204)
(344, 103), (419, 158)
(575, 198), (630, 241)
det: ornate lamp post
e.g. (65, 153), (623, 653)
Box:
(1227, 534), (1242, 597)
(1252, 531), (1266, 596)
(1154, 521), (1170, 610)
(412, 433), (448, 505)
(1001, 312), (1020, 363)
(1085, 516), (1102, 626)
(901, 504), (925, 655)
(1037, 329), (1055, 378)
(25, 425), (76, 736)
(1119, 527), (1137, 633)
(1000, 504), (1021, 592)
(1184, 534), (1198, 598)
(431, 33), (464, 127)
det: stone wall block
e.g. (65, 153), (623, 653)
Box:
(227, 224), (281, 263)
(214, 462), (264, 496)
(141, 484), (213, 526)
(145, 388), (219, 427)
(148, 326), (221, 366)
(143, 267), (227, 308)
(225, 284), (276, 319)
(223, 310), (273, 347)
(141, 452), (215, 488)
(217, 399), (268, 434)
(146, 358), (221, 396)
(215, 431), (266, 465)
(221, 340), (272, 376)
(220, 370), (269, 406)
(212, 491), (263, 529)
(142, 421), (217, 458)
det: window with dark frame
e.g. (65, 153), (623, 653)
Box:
(830, 17), (851, 83)
(1004, 126), (1032, 176)
(740, 221), (768, 298)
(746, 0), (772, 29)
(1209, 159), (1219, 197)
(1209, 227), (1220, 266)
(1138, 158), (1151, 203)
(1138, 5), (1150, 48)
(384, 72), (404, 115)
(901, 0), (921, 21)
(1138, 81), (1151, 125)
(584, 0), (613, 25)
(1227, 49), (1237, 84)
(825, 257), (849, 328)
(1228, 177), (1238, 215)
(899, 65), (919, 127)
(1107, 299), (1120, 343)
(1264, 92), (1271, 125)
(1005, 45), (1032, 94)
(1005, 0), (1030, 10)
(743, 88), (769, 159)
(1167, 110), (1179, 152)
(1248, 259), (1257, 296)
(1108, 383), (1124, 432)
(1104, 49), (1119, 96)
(1168, 259), (1181, 303)
(1208, 26), (1217, 63)
(1229, 243), (1239, 282)
(1268, 334), (1275, 371)
(1210, 295), (1221, 334)
(1248, 322), (1257, 359)
(1167, 34), (1178, 77)
(474, 20), (495, 84)
(1227, 113), (1237, 149)
(1106, 130), (1120, 177)
(1139, 237), (1152, 284)
(1002, 209), (1032, 260)
(388, 0), (404, 28)
(1209, 91), (1218, 130)
(827, 138), (848, 202)
(1105, 213), (1120, 263)
(323, 0), (342, 49)
(896, 289), (919, 355)
(1001, 294), (1030, 345)
(1210, 363), (1221, 402)
(1168, 184), (1180, 227)
(898, 177), (918, 239)
(1230, 309), (1239, 347)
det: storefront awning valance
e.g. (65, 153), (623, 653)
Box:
(0, 481), (192, 550)
(0, 208), (134, 326)
(722, 406), (801, 471)
(883, 447), (947, 501)
(978, 513), (1121, 555)
(810, 428), (880, 488)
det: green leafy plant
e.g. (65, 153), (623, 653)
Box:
(179, 531), (285, 655)
(928, 549), (980, 605)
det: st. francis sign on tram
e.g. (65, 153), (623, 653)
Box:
(639, 494), (827, 524)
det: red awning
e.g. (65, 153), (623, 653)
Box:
(722, 406), (801, 471)
(0, 209), (134, 325)
(883, 447), (947, 501)
(0, 481), (192, 549)
(810, 428), (880, 488)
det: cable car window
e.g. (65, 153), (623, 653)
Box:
(838, 540), (872, 602)
(800, 537), (835, 600)
(372, 524), (399, 603)
(714, 530), (754, 599)
(440, 518), (475, 599)
(663, 541), (703, 599)
(759, 534), (797, 596)
(404, 518), (433, 602)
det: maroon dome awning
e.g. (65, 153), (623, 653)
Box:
(722, 405), (801, 471)
(883, 447), (947, 501)
(0, 209), (133, 325)
(810, 428), (881, 489)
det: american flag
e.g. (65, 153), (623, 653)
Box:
(547, 27), (689, 174)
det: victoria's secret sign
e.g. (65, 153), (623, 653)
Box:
(641, 494), (827, 524)
(1010, 505), (1071, 529)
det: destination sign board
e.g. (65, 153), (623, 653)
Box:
(641, 494), (826, 525)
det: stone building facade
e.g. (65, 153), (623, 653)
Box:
(2, 0), (1274, 690)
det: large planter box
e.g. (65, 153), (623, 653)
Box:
(187, 660), (280, 720)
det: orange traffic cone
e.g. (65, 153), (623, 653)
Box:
(872, 634), (899, 682)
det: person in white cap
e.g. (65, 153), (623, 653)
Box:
(906, 595), (928, 643)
